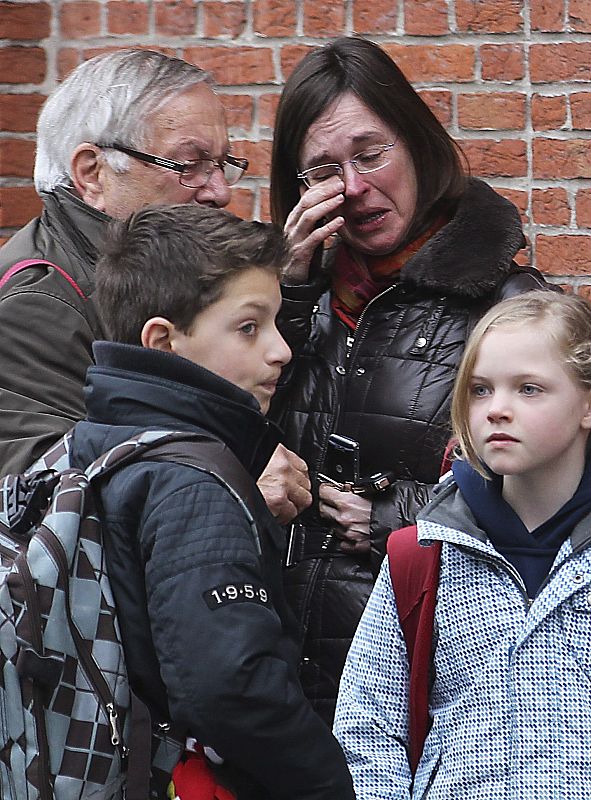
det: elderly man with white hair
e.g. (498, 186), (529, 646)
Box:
(0, 49), (242, 472)
(0, 51), (312, 524)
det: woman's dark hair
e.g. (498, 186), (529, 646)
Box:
(270, 36), (467, 243)
(97, 204), (287, 345)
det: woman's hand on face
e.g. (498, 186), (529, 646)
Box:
(318, 482), (371, 554)
(282, 177), (346, 284)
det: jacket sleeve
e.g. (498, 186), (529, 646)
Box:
(141, 474), (355, 800)
(369, 481), (435, 577)
(0, 286), (96, 475)
(334, 559), (413, 799)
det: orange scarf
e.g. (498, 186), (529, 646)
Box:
(331, 218), (447, 330)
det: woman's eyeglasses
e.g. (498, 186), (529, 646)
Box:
(297, 142), (397, 189)
(97, 143), (249, 188)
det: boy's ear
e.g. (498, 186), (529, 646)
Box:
(70, 143), (107, 211)
(141, 317), (175, 352)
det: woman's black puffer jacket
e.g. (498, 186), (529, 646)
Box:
(271, 178), (552, 726)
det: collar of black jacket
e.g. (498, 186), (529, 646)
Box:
(398, 178), (526, 300)
(87, 341), (282, 480)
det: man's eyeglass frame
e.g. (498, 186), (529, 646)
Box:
(297, 142), (397, 189)
(97, 142), (249, 188)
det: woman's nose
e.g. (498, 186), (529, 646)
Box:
(342, 163), (370, 197)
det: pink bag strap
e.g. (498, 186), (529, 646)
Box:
(0, 259), (87, 300)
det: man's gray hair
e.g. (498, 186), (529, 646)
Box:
(34, 49), (212, 193)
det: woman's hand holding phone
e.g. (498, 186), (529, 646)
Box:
(318, 483), (371, 554)
(283, 177), (345, 284)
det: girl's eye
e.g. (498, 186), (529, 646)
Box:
(239, 322), (257, 336)
(521, 384), (541, 396)
(470, 384), (490, 397)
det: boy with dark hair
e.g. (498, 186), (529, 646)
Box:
(69, 204), (354, 800)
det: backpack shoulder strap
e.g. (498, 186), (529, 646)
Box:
(0, 259), (87, 300)
(387, 526), (442, 775)
(87, 430), (262, 553)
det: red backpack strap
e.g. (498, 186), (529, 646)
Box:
(387, 526), (442, 775)
(0, 259), (87, 300)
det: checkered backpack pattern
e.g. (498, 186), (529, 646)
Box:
(0, 429), (236, 800)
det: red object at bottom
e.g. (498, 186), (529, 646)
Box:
(170, 748), (236, 800)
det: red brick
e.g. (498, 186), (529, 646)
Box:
(353, 0), (398, 33)
(303, 0), (346, 35)
(536, 235), (591, 276)
(531, 0), (564, 31)
(459, 138), (527, 177)
(404, 0), (449, 35)
(495, 187), (529, 221)
(57, 48), (80, 79)
(0, 187), (42, 228)
(0, 47), (46, 85)
(531, 94), (567, 131)
(260, 187), (271, 222)
(60, 2), (101, 38)
(576, 189), (591, 228)
(532, 187), (570, 226)
(259, 93), (280, 129)
(533, 139), (591, 179)
(0, 139), (36, 178)
(230, 139), (271, 179)
(280, 45), (316, 81)
(0, 93), (45, 133)
(155, 0), (197, 36)
(458, 92), (525, 130)
(382, 43), (475, 82)
(530, 43), (591, 82)
(204, 2), (247, 38)
(576, 285), (591, 300)
(221, 94), (253, 130)
(184, 46), (275, 85)
(107, 1), (149, 34)
(571, 93), (591, 130)
(0, 2), (51, 39)
(480, 44), (524, 81)
(456, 0), (523, 32)
(84, 45), (176, 60)
(417, 89), (452, 126)
(513, 246), (532, 268)
(570, 0), (591, 31)
(253, 0), (295, 36)
(226, 188), (254, 220)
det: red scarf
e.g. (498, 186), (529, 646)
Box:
(331, 218), (447, 330)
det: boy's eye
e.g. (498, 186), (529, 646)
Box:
(239, 322), (257, 336)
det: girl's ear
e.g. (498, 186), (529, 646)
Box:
(581, 391), (591, 430)
(141, 317), (175, 351)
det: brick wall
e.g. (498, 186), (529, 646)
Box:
(2, 0), (591, 289)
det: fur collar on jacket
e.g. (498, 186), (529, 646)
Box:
(399, 178), (526, 299)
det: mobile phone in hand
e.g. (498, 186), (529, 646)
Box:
(318, 434), (360, 488)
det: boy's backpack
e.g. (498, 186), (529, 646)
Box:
(0, 428), (258, 800)
(386, 527), (442, 776)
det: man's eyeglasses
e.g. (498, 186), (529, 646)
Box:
(297, 142), (397, 189)
(97, 143), (248, 188)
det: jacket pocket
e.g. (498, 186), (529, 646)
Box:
(561, 589), (591, 673)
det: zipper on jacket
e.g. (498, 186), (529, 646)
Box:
(452, 541), (531, 616)
(14, 552), (52, 800)
(37, 527), (128, 756)
(345, 283), (397, 362)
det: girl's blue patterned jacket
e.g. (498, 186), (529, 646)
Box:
(334, 476), (591, 799)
